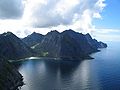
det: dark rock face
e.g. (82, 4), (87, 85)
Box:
(85, 33), (107, 49)
(97, 41), (107, 48)
(0, 59), (23, 90)
(33, 29), (107, 60)
(60, 30), (98, 59)
(0, 32), (33, 60)
(0, 30), (107, 60)
(22, 32), (44, 47)
(33, 30), (61, 57)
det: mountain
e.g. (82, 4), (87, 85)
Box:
(33, 29), (107, 60)
(0, 59), (23, 90)
(33, 30), (61, 57)
(85, 33), (107, 49)
(0, 32), (33, 60)
(22, 32), (44, 47)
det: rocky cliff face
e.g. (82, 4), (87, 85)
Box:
(0, 32), (33, 60)
(0, 30), (107, 60)
(22, 32), (44, 47)
(85, 33), (107, 48)
(34, 30), (61, 57)
(33, 29), (107, 60)
(59, 30), (98, 59)
(0, 59), (23, 90)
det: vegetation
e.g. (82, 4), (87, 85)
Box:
(42, 52), (49, 57)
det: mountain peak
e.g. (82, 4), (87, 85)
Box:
(32, 32), (39, 34)
(51, 30), (60, 34)
(47, 30), (60, 36)
(22, 32), (44, 47)
(0, 31), (33, 60)
(1, 32), (20, 40)
(62, 29), (83, 35)
(30, 32), (43, 36)
(32, 32), (37, 34)
(62, 29), (74, 33)
(86, 33), (91, 36)
(85, 33), (92, 39)
(2, 32), (15, 36)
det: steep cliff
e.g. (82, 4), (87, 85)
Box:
(85, 33), (107, 48)
(0, 32), (33, 60)
(22, 32), (44, 47)
(0, 59), (23, 90)
(33, 29), (107, 60)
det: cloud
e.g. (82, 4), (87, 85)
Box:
(91, 28), (120, 42)
(0, 0), (24, 19)
(0, 0), (107, 38)
(0, 0), (119, 42)
(22, 0), (106, 33)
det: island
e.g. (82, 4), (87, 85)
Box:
(23, 29), (107, 60)
(0, 29), (107, 89)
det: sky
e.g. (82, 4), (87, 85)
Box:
(0, 0), (120, 41)
(93, 0), (120, 29)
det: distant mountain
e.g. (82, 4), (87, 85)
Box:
(0, 59), (23, 90)
(0, 30), (107, 60)
(33, 29), (107, 60)
(22, 32), (44, 47)
(33, 30), (62, 57)
(0, 32), (33, 60)
(85, 33), (107, 49)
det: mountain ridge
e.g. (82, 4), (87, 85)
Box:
(27, 29), (107, 60)
(0, 30), (107, 89)
(0, 30), (107, 61)
(22, 32), (44, 47)
(0, 32), (33, 60)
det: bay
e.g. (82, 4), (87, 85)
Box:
(13, 41), (120, 90)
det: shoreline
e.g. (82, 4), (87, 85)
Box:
(9, 56), (94, 63)
(9, 57), (61, 62)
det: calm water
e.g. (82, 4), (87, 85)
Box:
(13, 41), (120, 90)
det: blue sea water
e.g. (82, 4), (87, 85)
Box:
(14, 41), (120, 90)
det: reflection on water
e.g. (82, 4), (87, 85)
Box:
(14, 60), (100, 90)
(13, 41), (120, 90)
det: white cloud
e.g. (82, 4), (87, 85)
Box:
(93, 13), (102, 18)
(22, 0), (106, 32)
(0, 0), (120, 42)
(0, 0), (107, 37)
(91, 28), (120, 42)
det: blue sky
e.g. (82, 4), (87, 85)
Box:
(93, 0), (120, 29)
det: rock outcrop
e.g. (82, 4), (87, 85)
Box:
(0, 32), (33, 60)
(0, 59), (23, 90)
